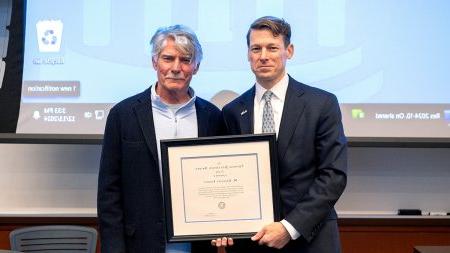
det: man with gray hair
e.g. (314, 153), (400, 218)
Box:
(98, 25), (224, 253)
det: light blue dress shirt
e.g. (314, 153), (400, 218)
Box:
(151, 84), (198, 253)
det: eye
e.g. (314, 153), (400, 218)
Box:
(161, 55), (174, 62)
(269, 46), (278, 52)
(251, 47), (261, 53)
(181, 57), (192, 64)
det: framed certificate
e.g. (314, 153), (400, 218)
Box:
(160, 134), (280, 242)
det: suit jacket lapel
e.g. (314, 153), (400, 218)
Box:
(195, 99), (209, 137)
(238, 87), (255, 134)
(278, 77), (306, 160)
(133, 88), (158, 163)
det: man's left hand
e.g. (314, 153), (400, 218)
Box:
(211, 237), (233, 253)
(251, 222), (291, 249)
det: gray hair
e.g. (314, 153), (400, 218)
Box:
(150, 25), (203, 66)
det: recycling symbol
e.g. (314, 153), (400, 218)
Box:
(41, 29), (58, 45)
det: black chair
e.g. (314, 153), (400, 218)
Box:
(9, 225), (97, 253)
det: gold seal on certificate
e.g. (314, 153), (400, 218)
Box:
(161, 134), (280, 242)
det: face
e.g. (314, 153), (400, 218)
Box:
(153, 38), (199, 101)
(248, 29), (293, 88)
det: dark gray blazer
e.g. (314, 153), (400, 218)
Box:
(97, 87), (223, 253)
(222, 76), (347, 253)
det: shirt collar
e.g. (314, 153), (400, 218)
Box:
(151, 83), (197, 113)
(255, 73), (289, 103)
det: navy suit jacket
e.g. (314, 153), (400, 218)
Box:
(222, 76), (347, 253)
(97, 87), (223, 253)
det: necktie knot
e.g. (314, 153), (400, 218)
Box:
(263, 90), (274, 102)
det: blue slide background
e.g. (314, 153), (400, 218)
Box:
(22, 0), (450, 104)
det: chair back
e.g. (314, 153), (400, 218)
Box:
(9, 225), (97, 253)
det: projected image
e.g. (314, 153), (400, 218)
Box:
(17, 0), (450, 138)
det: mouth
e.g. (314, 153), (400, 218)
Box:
(166, 77), (185, 81)
(257, 66), (273, 71)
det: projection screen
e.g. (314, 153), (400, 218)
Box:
(15, 0), (450, 140)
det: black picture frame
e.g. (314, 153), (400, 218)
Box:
(160, 133), (280, 242)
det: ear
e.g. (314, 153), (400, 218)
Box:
(152, 57), (158, 70)
(286, 44), (294, 59)
(193, 62), (200, 75)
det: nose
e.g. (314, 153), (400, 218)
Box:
(171, 59), (181, 73)
(259, 48), (268, 62)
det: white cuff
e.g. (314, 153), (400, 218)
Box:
(280, 219), (301, 240)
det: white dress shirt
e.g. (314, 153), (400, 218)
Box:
(253, 74), (288, 136)
(253, 73), (301, 240)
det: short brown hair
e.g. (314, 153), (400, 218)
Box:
(246, 16), (291, 47)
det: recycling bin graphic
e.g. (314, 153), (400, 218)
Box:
(36, 20), (64, 52)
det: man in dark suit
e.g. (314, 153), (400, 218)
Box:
(221, 16), (347, 253)
(97, 25), (224, 253)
